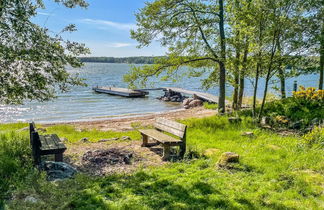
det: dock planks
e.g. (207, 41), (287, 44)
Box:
(93, 87), (149, 97)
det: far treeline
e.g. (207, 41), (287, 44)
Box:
(124, 0), (323, 119)
(79, 56), (163, 64)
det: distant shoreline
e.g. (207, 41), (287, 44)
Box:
(79, 56), (164, 64)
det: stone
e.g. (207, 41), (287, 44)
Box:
(241, 132), (254, 137)
(228, 117), (242, 124)
(193, 94), (199, 100)
(261, 117), (271, 126)
(40, 161), (77, 181)
(188, 99), (203, 108)
(182, 98), (192, 106)
(24, 196), (38, 203)
(121, 136), (131, 141)
(184, 105), (189, 109)
(162, 97), (170, 102)
(79, 137), (89, 143)
(98, 137), (119, 142)
(217, 152), (239, 167)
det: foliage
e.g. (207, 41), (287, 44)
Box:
(2, 116), (324, 209)
(0, 0), (90, 104)
(303, 126), (324, 148)
(0, 132), (34, 206)
(203, 102), (218, 110)
(293, 86), (324, 103)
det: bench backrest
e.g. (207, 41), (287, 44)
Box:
(29, 122), (41, 146)
(154, 118), (187, 139)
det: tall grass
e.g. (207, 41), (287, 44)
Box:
(1, 117), (324, 209)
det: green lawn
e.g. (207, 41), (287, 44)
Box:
(1, 116), (323, 209)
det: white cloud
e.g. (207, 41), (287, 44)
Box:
(106, 42), (134, 48)
(80, 18), (136, 30)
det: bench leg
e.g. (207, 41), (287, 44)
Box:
(141, 134), (148, 147)
(55, 153), (63, 162)
(179, 143), (186, 158)
(162, 144), (171, 161)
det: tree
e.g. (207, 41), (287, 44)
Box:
(0, 0), (89, 104)
(125, 0), (227, 113)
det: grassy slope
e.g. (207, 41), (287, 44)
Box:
(1, 117), (323, 209)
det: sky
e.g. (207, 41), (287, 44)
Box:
(32, 0), (166, 57)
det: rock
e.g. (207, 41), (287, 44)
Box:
(261, 117), (271, 126)
(60, 138), (69, 143)
(40, 161), (77, 181)
(228, 117), (242, 124)
(204, 148), (220, 157)
(188, 99), (203, 108)
(193, 94), (199, 100)
(79, 137), (89, 143)
(182, 98), (192, 106)
(162, 97), (170, 102)
(184, 105), (189, 109)
(241, 132), (254, 137)
(121, 136), (131, 141)
(98, 137), (119, 142)
(24, 196), (38, 203)
(217, 152), (239, 167)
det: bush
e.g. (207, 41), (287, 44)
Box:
(0, 132), (34, 205)
(302, 126), (324, 148)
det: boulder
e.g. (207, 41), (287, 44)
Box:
(182, 98), (192, 106)
(79, 137), (89, 143)
(98, 137), (119, 142)
(217, 152), (239, 167)
(260, 117), (271, 126)
(121, 136), (131, 141)
(40, 161), (77, 181)
(241, 132), (254, 137)
(24, 196), (38, 203)
(188, 99), (203, 108)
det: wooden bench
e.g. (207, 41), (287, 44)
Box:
(29, 122), (67, 166)
(139, 118), (187, 160)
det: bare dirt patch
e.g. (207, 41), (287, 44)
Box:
(64, 140), (166, 175)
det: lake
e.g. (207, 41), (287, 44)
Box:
(0, 63), (319, 123)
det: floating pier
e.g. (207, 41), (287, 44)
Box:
(93, 87), (149, 97)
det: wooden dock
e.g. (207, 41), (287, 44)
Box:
(93, 87), (149, 97)
(162, 87), (219, 103)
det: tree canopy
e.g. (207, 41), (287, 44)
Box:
(0, 0), (89, 104)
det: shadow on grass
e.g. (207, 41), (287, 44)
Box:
(66, 171), (256, 209)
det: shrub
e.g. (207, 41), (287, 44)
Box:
(302, 126), (324, 148)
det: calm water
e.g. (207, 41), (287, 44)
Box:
(0, 63), (319, 123)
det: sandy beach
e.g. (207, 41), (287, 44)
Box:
(44, 107), (217, 131)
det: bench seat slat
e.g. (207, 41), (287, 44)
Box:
(40, 135), (67, 151)
(139, 129), (182, 144)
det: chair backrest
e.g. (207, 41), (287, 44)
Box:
(154, 118), (187, 139)
(29, 122), (41, 147)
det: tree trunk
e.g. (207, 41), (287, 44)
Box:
(232, 45), (240, 110)
(218, 0), (226, 113)
(278, 67), (286, 98)
(258, 32), (277, 121)
(319, 20), (324, 90)
(253, 62), (260, 117)
(238, 42), (248, 108)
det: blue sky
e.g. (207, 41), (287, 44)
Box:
(33, 0), (166, 57)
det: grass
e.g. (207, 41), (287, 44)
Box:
(203, 102), (218, 110)
(1, 116), (324, 209)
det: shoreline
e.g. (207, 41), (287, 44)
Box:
(43, 107), (217, 131)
